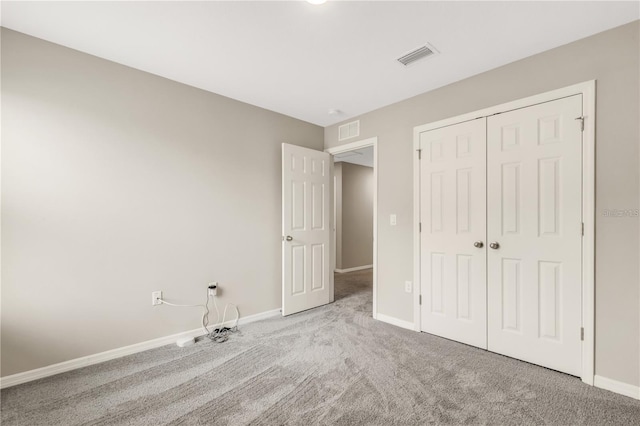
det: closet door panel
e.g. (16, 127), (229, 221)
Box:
(419, 118), (487, 349)
(487, 95), (583, 376)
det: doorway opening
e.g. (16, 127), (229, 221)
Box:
(326, 137), (378, 318)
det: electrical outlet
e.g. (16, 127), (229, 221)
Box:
(404, 281), (412, 293)
(152, 291), (163, 306)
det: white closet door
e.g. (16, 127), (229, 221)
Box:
(487, 95), (583, 375)
(420, 118), (487, 349)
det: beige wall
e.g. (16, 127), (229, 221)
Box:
(1, 29), (323, 377)
(335, 162), (373, 270)
(326, 21), (640, 387)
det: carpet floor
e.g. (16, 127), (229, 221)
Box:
(2, 269), (640, 425)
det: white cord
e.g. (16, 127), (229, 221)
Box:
(158, 289), (217, 336)
(209, 297), (239, 342)
(159, 289), (239, 342)
(212, 296), (221, 329)
(159, 300), (202, 308)
(211, 297), (239, 330)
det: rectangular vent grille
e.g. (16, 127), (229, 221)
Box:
(397, 45), (436, 66)
(338, 120), (360, 141)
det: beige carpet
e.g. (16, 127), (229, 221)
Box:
(2, 269), (640, 425)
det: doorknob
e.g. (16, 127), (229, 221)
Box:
(489, 242), (500, 249)
(285, 236), (293, 242)
(474, 241), (484, 248)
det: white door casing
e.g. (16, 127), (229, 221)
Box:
(487, 95), (583, 376)
(282, 143), (332, 316)
(419, 118), (488, 349)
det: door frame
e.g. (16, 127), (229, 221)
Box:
(412, 80), (596, 385)
(326, 137), (378, 318)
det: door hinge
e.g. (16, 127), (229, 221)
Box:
(419, 222), (422, 232)
(417, 149), (422, 160)
(419, 295), (422, 305)
(580, 327), (584, 341)
(581, 222), (585, 236)
(575, 116), (585, 131)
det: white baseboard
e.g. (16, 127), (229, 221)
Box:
(335, 264), (373, 273)
(0, 308), (281, 389)
(376, 313), (416, 331)
(594, 375), (640, 400)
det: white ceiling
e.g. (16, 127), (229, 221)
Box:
(2, 2), (638, 126)
(334, 146), (373, 168)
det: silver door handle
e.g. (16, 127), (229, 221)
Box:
(489, 242), (500, 249)
(474, 241), (484, 248)
(285, 236), (293, 242)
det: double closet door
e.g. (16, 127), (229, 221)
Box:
(419, 95), (583, 376)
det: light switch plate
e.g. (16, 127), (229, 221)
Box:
(390, 214), (397, 226)
(404, 281), (412, 293)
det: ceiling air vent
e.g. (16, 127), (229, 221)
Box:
(397, 44), (437, 66)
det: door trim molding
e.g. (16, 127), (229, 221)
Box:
(326, 137), (378, 319)
(413, 80), (596, 385)
(413, 134), (422, 332)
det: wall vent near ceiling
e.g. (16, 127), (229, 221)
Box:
(397, 44), (437, 66)
(338, 120), (360, 141)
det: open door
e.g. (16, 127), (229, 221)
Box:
(282, 143), (332, 316)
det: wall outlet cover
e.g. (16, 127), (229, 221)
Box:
(152, 290), (162, 306)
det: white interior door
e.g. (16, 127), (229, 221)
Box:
(487, 95), (583, 375)
(419, 118), (487, 349)
(282, 143), (331, 316)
